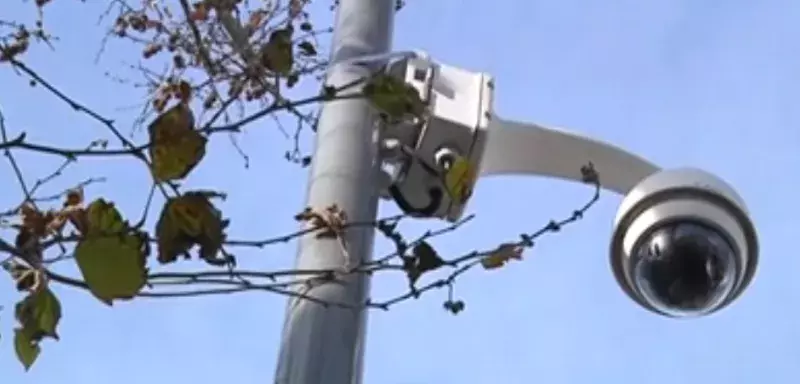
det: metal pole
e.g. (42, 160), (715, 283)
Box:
(274, 1), (394, 383)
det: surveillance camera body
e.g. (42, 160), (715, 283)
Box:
(610, 168), (759, 317)
(378, 56), (494, 221)
(374, 52), (759, 318)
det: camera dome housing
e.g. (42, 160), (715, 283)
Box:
(610, 168), (759, 318)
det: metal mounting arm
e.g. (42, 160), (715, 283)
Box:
(479, 117), (661, 195)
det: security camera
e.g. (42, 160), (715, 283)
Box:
(373, 52), (759, 318)
(609, 168), (759, 317)
(478, 118), (762, 318)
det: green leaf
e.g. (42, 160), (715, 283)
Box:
(363, 73), (425, 120)
(14, 329), (40, 371)
(85, 199), (125, 234)
(75, 199), (148, 305)
(299, 22), (313, 31)
(12, 288), (62, 370)
(75, 234), (148, 305)
(15, 287), (61, 341)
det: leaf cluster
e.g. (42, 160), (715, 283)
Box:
(0, 0), (604, 374)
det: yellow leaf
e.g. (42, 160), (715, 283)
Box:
(480, 243), (523, 270)
(147, 103), (207, 182)
(74, 199), (148, 305)
(155, 192), (226, 265)
(444, 156), (477, 204)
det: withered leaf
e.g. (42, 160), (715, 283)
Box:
(155, 192), (228, 266)
(147, 103), (207, 182)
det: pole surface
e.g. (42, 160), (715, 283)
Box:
(274, 1), (395, 383)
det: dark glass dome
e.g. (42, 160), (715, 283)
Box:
(631, 221), (738, 317)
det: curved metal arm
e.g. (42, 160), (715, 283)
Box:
(479, 117), (661, 195)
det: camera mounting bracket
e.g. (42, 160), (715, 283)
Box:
(376, 51), (661, 222)
(370, 51), (757, 319)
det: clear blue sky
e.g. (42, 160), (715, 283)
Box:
(2, 0), (799, 383)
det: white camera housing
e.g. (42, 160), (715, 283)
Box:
(377, 54), (494, 221)
(610, 168), (759, 316)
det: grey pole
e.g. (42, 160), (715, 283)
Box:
(274, 0), (395, 383)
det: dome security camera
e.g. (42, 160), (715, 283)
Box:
(610, 168), (759, 317)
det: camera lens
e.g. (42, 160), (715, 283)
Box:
(631, 221), (738, 317)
